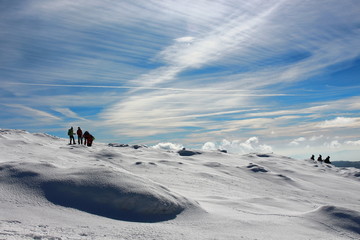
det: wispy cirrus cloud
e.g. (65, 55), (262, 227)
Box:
(2, 104), (61, 122)
(0, 0), (360, 160)
(52, 108), (86, 121)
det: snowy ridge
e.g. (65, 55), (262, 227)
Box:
(0, 129), (360, 239)
(0, 162), (198, 223)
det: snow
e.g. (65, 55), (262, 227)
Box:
(0, 129), (359, 239)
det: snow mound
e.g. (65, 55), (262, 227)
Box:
(304, 205), (360, 235)
(0, 161), (198, 222)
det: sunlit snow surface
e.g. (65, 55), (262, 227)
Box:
(0, 129), (359, 239)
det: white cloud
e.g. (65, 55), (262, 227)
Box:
(175, 37), (195, 44)
(152, 142), (184, 151)
(324, 140), (341, 149)
(202, 142), (217, 151)
(345, 140), (360, 146)
(318, 117), (358, 128)
(289, 137), (306, 146)
(202, 137), (272, 154)
(309, 135), (323, 141)
(259, 144), (273, 153)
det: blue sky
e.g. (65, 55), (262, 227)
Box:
(1, 0), (360, 160)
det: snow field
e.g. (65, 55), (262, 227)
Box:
(0, 129), (359, 239)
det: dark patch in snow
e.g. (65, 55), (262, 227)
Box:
(132, 145), (145, 149)
(95, 150), (120, 160)
(177, 149), (202, 156)
(247, 163), (268, 173)
(256, 154), (271, 158)
(204, 162), (222, 168)
(108, 143), (129, 148)
(0, 163), (40, 178)
(108, 143), (147, 150)
(158, 160), (184, 166)
(277, 174), (292, 181)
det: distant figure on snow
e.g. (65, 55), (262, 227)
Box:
(87, 134), (95, 147)
(83, 131), (90, 145)
(324, 156), (331, 164)
(310, 155), (315, 161)
(77, 127), (83, 145)
(317, 154), (323, 162)
(68, 127), (75, 145)
(83, 131), (95, 147)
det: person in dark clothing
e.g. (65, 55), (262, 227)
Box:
(310, 155), (315, 161)
(68, 127), (75, 145)
(317, 154), (323, 162)
(87, 134), (94, 147)
(83, 131), (90, 145)
(77, 127), (83, 144)
(324, 156), (331, 164)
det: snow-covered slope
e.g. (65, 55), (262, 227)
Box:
(0, 129), (359, 239)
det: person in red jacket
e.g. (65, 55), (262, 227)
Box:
(83, 131), (90, 145)
(77, 127), (83, 145)
(87, 134), (94, 147)
(83, 131), (94, 146)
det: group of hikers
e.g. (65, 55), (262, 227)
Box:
(67, 127), (95, 147)
(310, 154), (331, 164)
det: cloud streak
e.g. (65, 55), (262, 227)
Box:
(0, 0), (360, 160)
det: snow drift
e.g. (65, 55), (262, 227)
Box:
(304, 205), (360, 235)
(0, 129), (200, 223)
(1, 129), (360, 239)
(0, 161), (196, 222)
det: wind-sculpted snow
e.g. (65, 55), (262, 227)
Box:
(0, 162), (198, 223)
(1, 129), (360, 239)
(304, 206), (360, 235)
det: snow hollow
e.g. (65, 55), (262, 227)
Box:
(0, 129), (359, 239)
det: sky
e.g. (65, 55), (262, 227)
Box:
(1, 0), (360, 161)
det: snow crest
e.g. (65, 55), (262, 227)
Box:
(0, 161), (198, 222)
(304, 205), (360, 235)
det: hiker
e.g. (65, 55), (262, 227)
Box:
(317, 154), (323, 162)
(310, 155), (315, 161)
(324, 156), (331, 164)
(83, 131), (94, 147)
(77, 127), (83, 145)
(83, 131), (90, 145)
(87, 134), (95, 147)
(67, 127), (75, 145)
